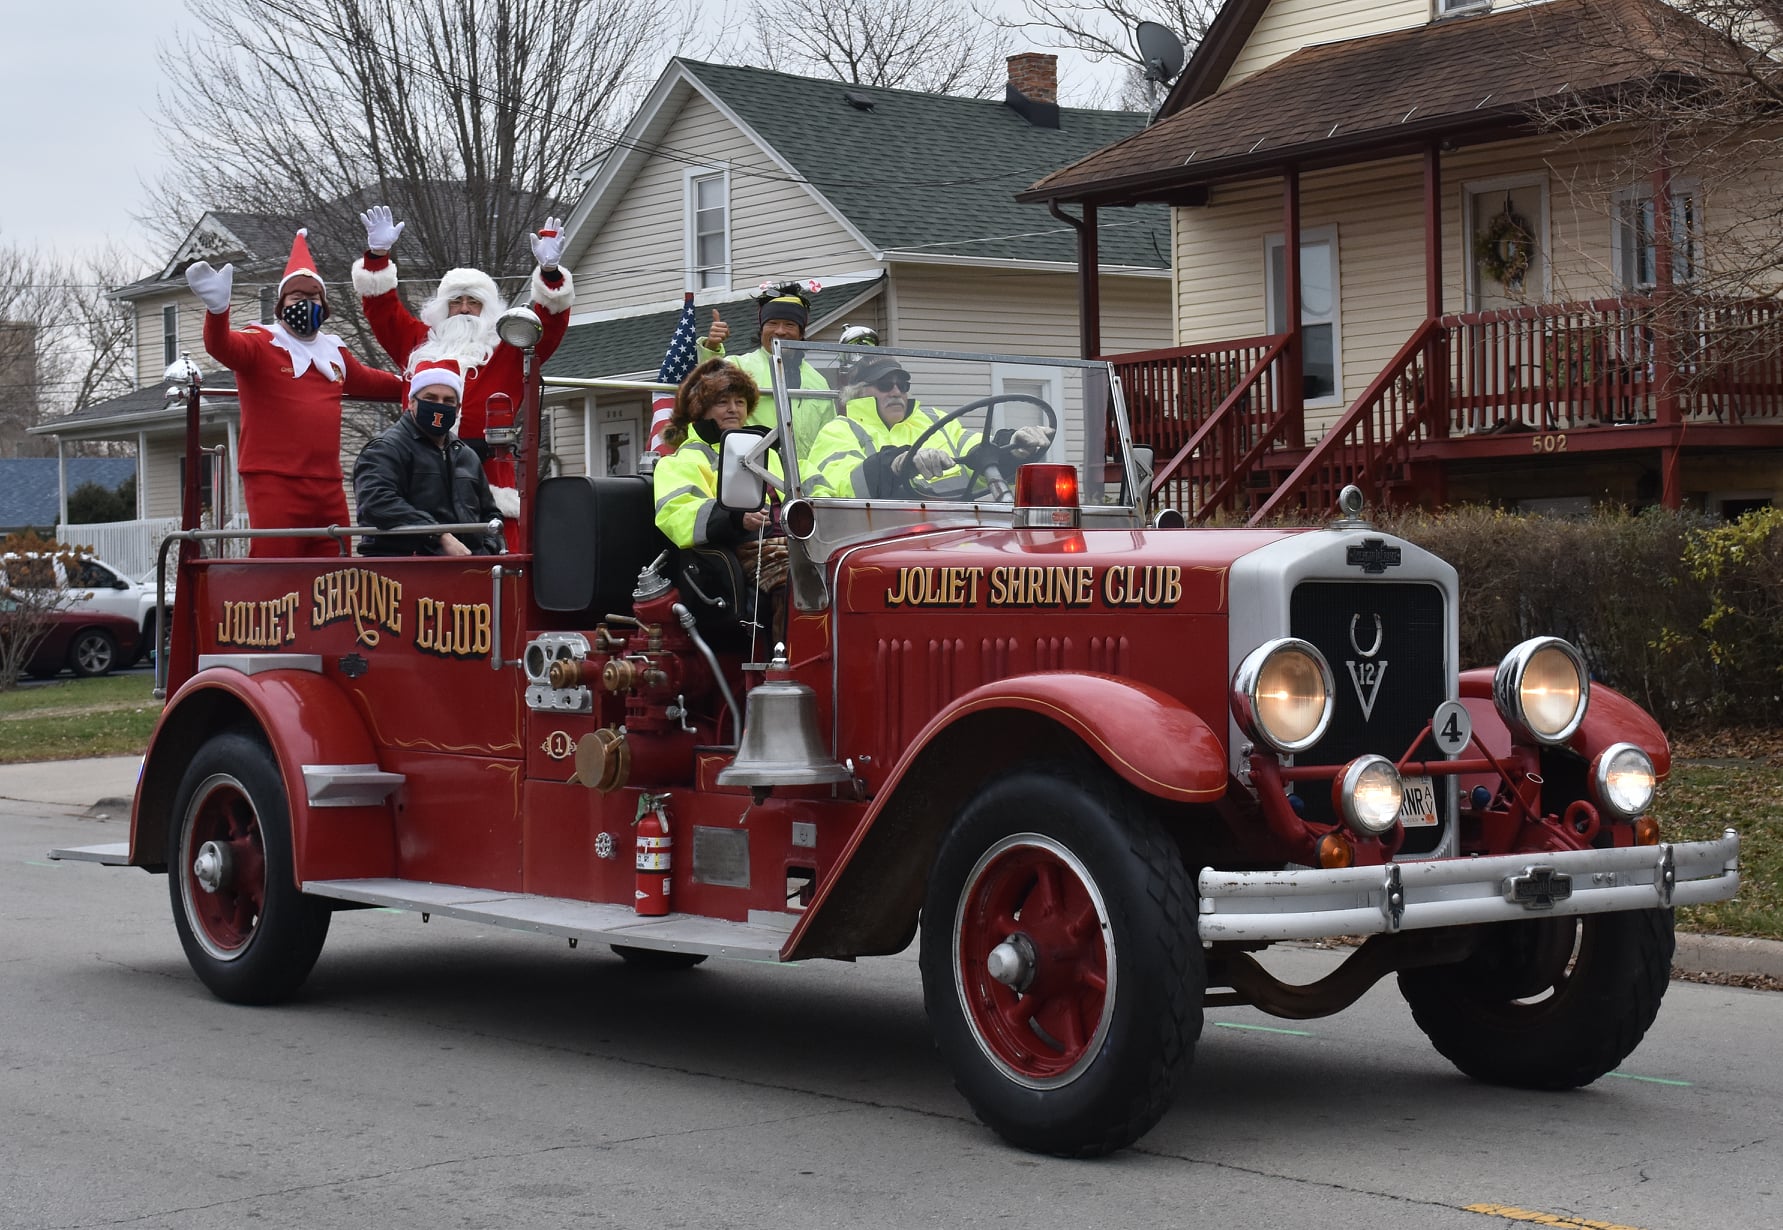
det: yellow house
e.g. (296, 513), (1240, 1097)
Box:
(1023, 0), (1783, 520)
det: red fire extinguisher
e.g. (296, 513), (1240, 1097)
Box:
(634, 793), (672, 916)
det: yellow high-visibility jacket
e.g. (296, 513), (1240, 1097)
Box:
(653, 433), (784, 548)
(696, 342), (833, 457)
(804, 397), (980, 499)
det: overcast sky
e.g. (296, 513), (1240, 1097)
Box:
(0, 2), (1120, 265)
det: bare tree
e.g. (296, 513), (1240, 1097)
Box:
(988, 0), (1220, 101)
(0, 532), (79, 691)
(0, 242), (143, 458)
(747, 0), (1014, 97)
(146, 0), (675, 274)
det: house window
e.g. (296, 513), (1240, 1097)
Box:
(991, 363), (1067, 461)
(162, 304), (179, 367)
(686, 170), (730, 291)
(1266, 228), (1341, 403)
(1614, 183), (1701, 291)
(1435, 0), (1490, 17)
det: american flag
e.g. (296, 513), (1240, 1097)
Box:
(649, 293), (699, 454)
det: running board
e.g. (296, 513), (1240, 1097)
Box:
(48, 842), (131, 865)
(301, 877), (794, 962)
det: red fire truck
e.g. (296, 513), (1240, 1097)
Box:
(54, 325), (1740, 1157)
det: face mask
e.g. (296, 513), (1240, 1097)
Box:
(280, 299), (327, 336)
(415, 398), (459, 437)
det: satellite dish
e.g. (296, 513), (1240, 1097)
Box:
(1134, 20), (1186, 85)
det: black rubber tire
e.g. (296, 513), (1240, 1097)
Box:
(1398, 909), (1675, 1089)
(919, 770), (1203, 1157)
(610, 945), (708, 971)
(67, 628), (118, 677)
(166, 731), (331, 1004)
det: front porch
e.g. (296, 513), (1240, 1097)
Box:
(1114, 296), (1783, 521)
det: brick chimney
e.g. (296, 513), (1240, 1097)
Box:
(1005, 53), (1060, 129)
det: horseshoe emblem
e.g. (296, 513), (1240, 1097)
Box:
(1349, 613), (1383, 659)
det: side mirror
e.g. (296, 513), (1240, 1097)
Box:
(1128, 445), (1155, 510)
(716, 430), (766, 512)
(113, 579), (131, 590)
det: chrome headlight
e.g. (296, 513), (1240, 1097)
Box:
(1593, 742), (1656, 818)
(1492, 637), (1588, 745)
(1336, 754), (1404, 835)
(1233, 638), (1334, 754)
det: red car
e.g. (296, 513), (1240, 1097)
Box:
(3, 603), (142, 678)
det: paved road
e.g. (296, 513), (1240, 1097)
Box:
(6, 800), (1782, 1230)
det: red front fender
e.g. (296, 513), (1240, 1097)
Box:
(784, 672), (1225, 960)
(133, 667), (397, 881)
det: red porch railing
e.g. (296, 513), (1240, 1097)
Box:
(1112, 333), (1291, 518)
(1444, 297), (1783, 430)
(1249, 320), (1445, 523)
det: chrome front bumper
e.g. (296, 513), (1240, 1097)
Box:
(1197, 831), (1740, 943)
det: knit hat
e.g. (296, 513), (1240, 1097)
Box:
(278, 229), (327, 305)
(409, 359), (464, 399)
(759, 295), (809, 333)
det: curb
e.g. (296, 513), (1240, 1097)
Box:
(1672, 932), (1783, 984)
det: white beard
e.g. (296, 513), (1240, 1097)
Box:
(411, 312), (498, 373)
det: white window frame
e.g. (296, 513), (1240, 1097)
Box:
(162, 303), (179, 368)
(990, 362), (1069, 462)
(1611, 179), (1702, 293)
(1434, 0), (1490, 18)
(684, 167), (731, 294)
(1463, 172), (1551, 310)
(1264, 225), (1343, 410)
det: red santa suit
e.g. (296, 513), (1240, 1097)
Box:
(202, 312), (404, 558)
(351, 256), (573, 505)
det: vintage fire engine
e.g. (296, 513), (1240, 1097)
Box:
(54, 325), (1741, 1157)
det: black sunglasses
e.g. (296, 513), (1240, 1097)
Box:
(873, 372), (911, 393)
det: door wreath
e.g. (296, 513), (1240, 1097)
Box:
(1474, 201), (1534, 290)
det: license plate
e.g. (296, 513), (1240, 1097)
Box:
(1398, 775), (1439, 828)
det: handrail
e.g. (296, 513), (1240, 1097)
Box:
(1151, 337), (1288, 493)
(1250, 319), (1443, 524)
(152, 519), (505, 697)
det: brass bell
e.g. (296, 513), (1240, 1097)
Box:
(717, 659), (851, 795)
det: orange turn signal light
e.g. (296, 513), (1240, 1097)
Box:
(1634, 815), (1661, 846)
(1316, 832), (1355, 869)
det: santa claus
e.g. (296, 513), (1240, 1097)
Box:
(184, 230), (405, 558)
(351, 206), (574, 517)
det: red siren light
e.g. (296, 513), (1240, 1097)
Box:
(1014, 464), (1081, 528)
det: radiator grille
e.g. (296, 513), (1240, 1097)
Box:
(1290, 580), (1448, 854)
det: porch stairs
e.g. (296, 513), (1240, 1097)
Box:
(1247, 320), (1445, 524)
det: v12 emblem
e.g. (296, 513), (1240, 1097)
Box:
(1347, 612), (1387, 720)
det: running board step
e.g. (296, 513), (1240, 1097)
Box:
(48, 842), (131, 865)
(301, 877), (793, 962)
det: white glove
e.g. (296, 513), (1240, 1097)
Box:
(530, 216), (566, 269)
(907, 447), (952, 480)
(1010, 424), (1055, 457)
(184, 261), (234, 314)
(360, 205), (405, 252)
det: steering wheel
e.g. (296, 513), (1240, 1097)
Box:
(887, 392), (1059, 501)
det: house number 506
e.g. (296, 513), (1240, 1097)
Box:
(1532, 433), (1568, 454)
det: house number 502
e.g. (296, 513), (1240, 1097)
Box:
(1532, 433), (1568, 454)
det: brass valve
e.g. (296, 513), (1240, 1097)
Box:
(547, 657), (594, 690)
(603, 657), (640, 693)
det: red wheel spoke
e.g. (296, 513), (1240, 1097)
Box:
(1028, 862), (1063, 920)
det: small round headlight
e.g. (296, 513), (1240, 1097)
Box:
(1233, 638), (1334, 754)
(1492, 637), (1589, 745)
(1594, 742), (1656, 818)
(1336, 755), (1404, 835)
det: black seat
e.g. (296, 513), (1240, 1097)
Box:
(533, 475), (667, 617)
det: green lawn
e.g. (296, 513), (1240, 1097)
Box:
(0, 674), (163, 763)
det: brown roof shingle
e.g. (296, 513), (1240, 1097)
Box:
(1020, 0), (1701, 205)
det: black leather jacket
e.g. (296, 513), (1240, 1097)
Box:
(353, 414), (505, 556)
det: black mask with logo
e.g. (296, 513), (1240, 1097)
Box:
(280, 299), (327, 337)
(415, 397), (459, 438)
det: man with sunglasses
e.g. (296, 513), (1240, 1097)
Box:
(804, 354), (982, 499)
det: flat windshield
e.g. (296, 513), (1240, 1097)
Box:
(768, 343), (1134, 508)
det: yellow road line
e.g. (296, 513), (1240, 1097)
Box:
(1465, 1202), (1651, 1230)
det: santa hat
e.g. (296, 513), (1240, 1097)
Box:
(409, 359), (464, 399)
(278, 229), (328, 305)
(419, 267), (506, 328)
